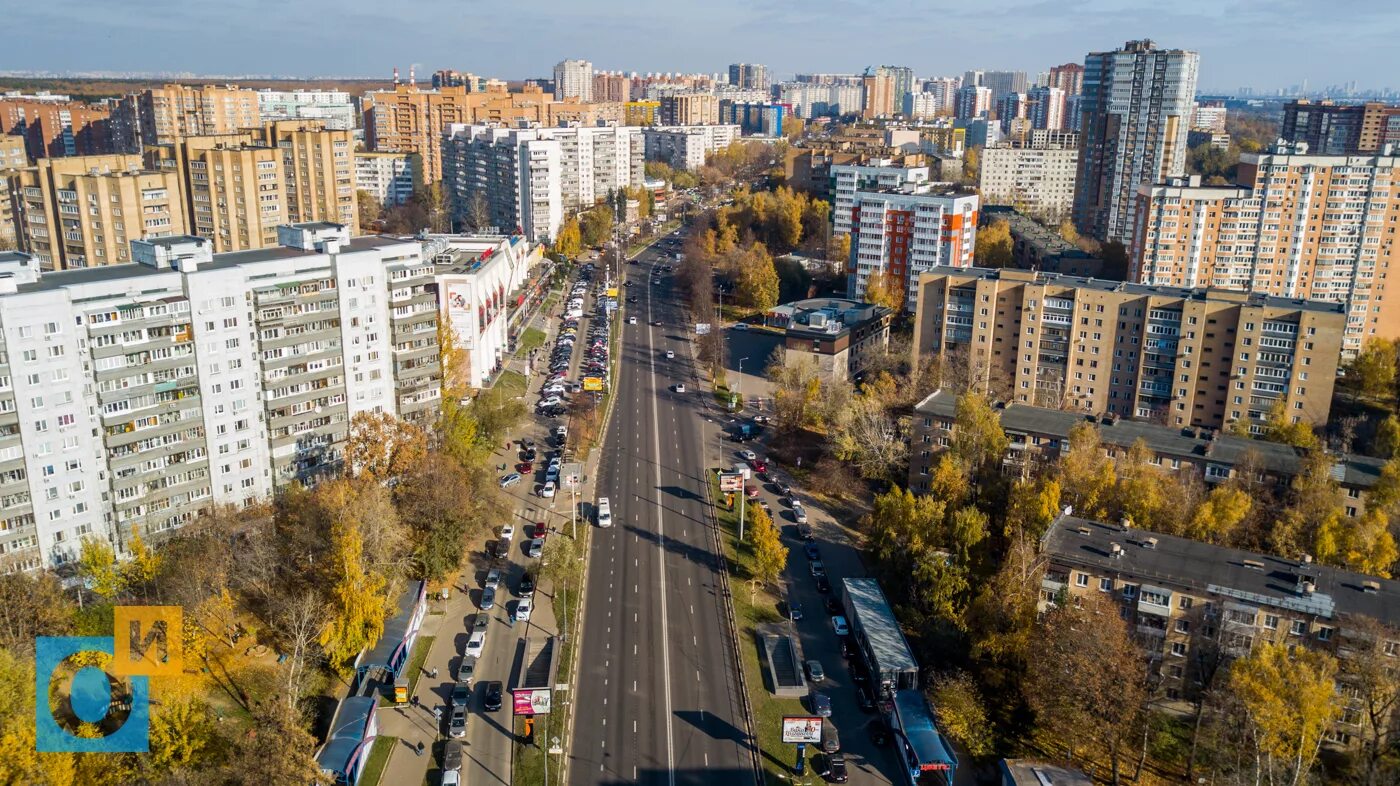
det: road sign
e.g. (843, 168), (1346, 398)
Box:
(606, 287), (619, 298)
(781, 716), (823, 744)
(718, 471), (744, 493)
(513, 688), (553, 715)
(695, 323), (711, 335)
(582, 376), (605, 392)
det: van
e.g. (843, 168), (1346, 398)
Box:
(597, 497), (613, 528)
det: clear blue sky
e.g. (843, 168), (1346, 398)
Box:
(8, 0), (1398, 91)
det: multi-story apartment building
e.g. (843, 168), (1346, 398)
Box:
(12, 154), (185, 269)
(255, 120), (357, 234)
(0, 92), (117, 159)
(911, 266), (1344, 429)
(861, 73), (896, 120)
(1131, 145), (1400, 357)
(430, 233), (544, 388)
(728, 64), (770, 91)
(980, 134), (1079, 222)
(1073, 40), (1199, 245)
(624, 101), (661, 127)
(642, 125), (741, 170)
(848, 185), (979, 309)
(0, 224), (443, 570)
(592, 71), (632, 103)
(1047, 63), (1085, 96)
(997, 93), (1028, 133)
(779, 83), (865, 119)
(136, 84), (260, 147)
(355, 151), (418, 207)
(145, 134), (287, 253)
(954, 86), (991, 121)
(1039, 513), (1400, 725)
(1191, 101), (1228, 134)
(256, 89), (357, 131)
(1281, 100), (1400, 155)
(431, 70), (500, 92)
(0, 135), (27, 249)
(761, 298), (893, 381)
(830, 162), (932, 235)
(1027, 86), (1066, 130)
(983, 71), (1030, 108)
(878, 67), (916, 115)
(362, 84), (475, 185)
(909, 388), (1382, 507)
(658, 94), (720, 126)
(721, 102), (785, 137)
(442, 125), (563, 242)
(553, 60), (594, 101)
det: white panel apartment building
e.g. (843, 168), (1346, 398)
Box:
(831, 162), (932, 235)
(847, 184), (979, 310)
(980, 133), (1080, 222)
(0, 223), (444, 570)
(257, 89), (357, 131)
(553, 60), (594, 101)
(355, 151), (418, 207)
(643, 125), (740, 170)
(430, 234), (543, 388)
(442, 124), (644, 242)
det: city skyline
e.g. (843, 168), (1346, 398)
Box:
(7, 0), (1399, 93)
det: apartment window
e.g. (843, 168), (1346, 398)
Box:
(1075, 573), (1089, 587)
(1178, 597), (1193, 610)
(1175, 619), (1189, 634)
(1318, 626), (1334, 642)
(1170, 642), (1187, 657)
(21, 351), (35, 362)
(1098, 577), (1112, 592)
(1263, 614), (1279, 630)
(1290, 620), (1307, 636)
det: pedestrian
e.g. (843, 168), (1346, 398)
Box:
(416, 741), (424, 757)
(430, 666), (438, 679)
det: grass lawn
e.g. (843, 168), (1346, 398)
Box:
(378, 635), (435, 707)
(359, 735), (395, 786)
(489, 370), (528, 400)
(708, 475), (809, 785)
(516, 327), (547, 357)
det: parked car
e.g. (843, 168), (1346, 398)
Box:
(451, 680), (471, 709)
(816, 753), (848, 783)
(499, 473), (521, 489)
(665, 350), (675, 359)
(805, 543), (820, 560)
(540, 481), (557, 498)
(516, 461), (534, 474)
(456, 656), (477, 685)
(740, 449), (757, 462)
(820, 720), (840, 753)
(831, 616), (849, 636)
(751, 458), (768, 473)
(815, 576), (831, 593)
(499, 526), (515, 542)
(515, 597), (533, 622)
(479, 587), (496, 610)
(472, 614), (489, 634)
(518, 572), (535, 597)
(528, 538), (544, 559)
(806, 659), (825, 683)
(448, 706), (468, 738)
(465, 631), (486, 658)
(810, 692), (832, 717)
(744, 484), (760, 499)
(485, 568), (502, 589)
(484, 681), (504, 712)
(810, 560), (826, 578)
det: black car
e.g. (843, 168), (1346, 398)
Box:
(815, 575), (831, 593)
(824, 596), (841, 615)
(518, 572), (535, 596)
(816, 753), (848, 783)
(805, 543), (821, 561)
(484, 681), (504, 712)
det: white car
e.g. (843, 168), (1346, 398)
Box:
(733, 323), (749, 331)
(831, 615), (850, 637)
(665, 350), (674, 359)
(542, 383), (567, 395)
(465, 631), (486, 658)
(540, 481), (557, 498)
(740, 449), (757, 462)
(499, 526), (515, 542)
(538, 396), (563, 409)
(628, 316), (637, 325)
(485, 568), (503, 589)
(674, 383), (686, 393)
(597, 497), (612, 528)
(515, 598), (533, 622)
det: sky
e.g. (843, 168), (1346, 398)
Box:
(6, 0), (1399, 92)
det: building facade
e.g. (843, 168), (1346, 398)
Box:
(257, 121), (357, 234)
(145, 134), (287, 254)
(553, 60), (594, 101)
(830, 162), (931, 235)
(1131, 145), (1400, 357)
(954, 86), (992, 121)
(762, 298), (892, 381)
(0, 135), (27, 249)
(1047, 63), (1085, 96)
(136, 84), (261, 147)
(362, 84), (476, 185)
(355, 152), (418, 207)
(12, 155), (186, 269)
(256, 89), (357, 131)
(429, 233), (543, 388)
(642, 125), (740, 170)
(1281, 100), (1400, 156)
(861, 73), (896, 120)
(1028, 86), (1066, 130)
(1073, 40), (1199, 245)
(722, 102), (785, 136)
(0, 92), (118, 160)
(910, 266), (1344, 429)
(980, 135), (1080, 221)
(1191, 101), (1228, 134)
(659, 93), (720, 126)
(728, 64), (770, 91)
(847, 185), (979, 309)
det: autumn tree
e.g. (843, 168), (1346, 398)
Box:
(1057, 219), (1079, 245)
(553, 216), (583, 259)
(1264, 400), (1319, 449)
(580, 205), (614, 247)
(0, 570), (71, 651)
(863, 269), (905, 311)
(1027, 590), (1146, 783)
(78, 536), (124, 601)
(356, 190), (381, 231)
(1227, 642), (1339, 786)
(345, 411), (428, 482)
(1374, 414), (1400, 459)
(317, 509), (390, 676)
(768, 348), (824, 432)
(1346, 337), (1397, 402)
(0, 648), (77, 784)
(965, 535), (1042, 696)
(950, 391), (1009, 476)
(974, 219), (1013, 268)
(395, 453), (499, 583)
(828, 378), (908, 481)
(219, 699), (328, 785)
(1338, 616), (1400, 786)
(1057, 422), (1116, 519)
(734, 242), (780, 311)
(827, 232), (851, 264)
(929, 671), (993, 758)
(1003, 477), (1061, 540)
(750, 505), (787, 588)
(863, 486), (971, 631)
(1272, 448), (1345, 561)
(1113, 438), (1174, 531)
(1186, 485), (1253, 545)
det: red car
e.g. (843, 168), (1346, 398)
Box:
(750, 458), (768, 473)
(516, 462), (534, 474)
(745, 484), (760, 499)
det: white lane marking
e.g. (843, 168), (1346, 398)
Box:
(646, 269), (678, 786)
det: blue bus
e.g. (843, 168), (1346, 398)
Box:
(891, 689), (958, 786)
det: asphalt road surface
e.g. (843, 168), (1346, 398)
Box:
(569, 234), (754, 786)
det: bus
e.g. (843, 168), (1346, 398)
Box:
(891, 689), (957, 786)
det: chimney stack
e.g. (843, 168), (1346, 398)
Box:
(410, 65), (416, 87)
(393, 67), (400, 86)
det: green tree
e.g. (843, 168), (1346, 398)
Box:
(1058, 422), (1116, 519)
(750, 505), (787, 588)
(580, 206), (614, 247)
(928, 671), (993, 759)
(553, 216), (583, 259)
(395, 453), (498, 583)
(1347, 338), (1398, 402)
(973, 219), (1013, 268)
(1227, 642), (1339, 786)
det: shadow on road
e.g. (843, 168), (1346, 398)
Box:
(673, 709), (750, 744)
(624, 524), (719, 570)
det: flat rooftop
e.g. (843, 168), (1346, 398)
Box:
(843, 578), (918, 674)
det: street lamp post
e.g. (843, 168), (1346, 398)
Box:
(737, 356), (749, 410)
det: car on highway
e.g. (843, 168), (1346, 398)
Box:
(465, 630), (486, 658)
(751, 458), (768, 473)
(775, 481), (792, 498)
(806, 659), (825, 683)
(514, 597), (533, 622)
(673, 383), (686, 393)
(518, 572), (535, 596)
(596, 497), (612, 528)
(484, 681), (505, 712)
(480, 587), (496, 610)
(499, 526), (515, 542)
(665, 350), (674, 359)
(499, 473), (521, 489)
(448, 705), (468, 738)
(624, 280), (632, 287)
(810, 560), (826, 578)
(781, 600), (802, 621)
(816, 753), (848, 783)
(792, 502), (809, 525)
(831, 616), (849, 636)
(628, 316), (637, 324)
(810, 692), (832, 717)
(733, 323), (749, 331)
(651, 320), (662, 327)
(805, 543), (820, 560)
(540, 481), (557, 498)
(740, 449), (757, 462)
(456, 655), (477, 685)
(527, 538), (544, 558)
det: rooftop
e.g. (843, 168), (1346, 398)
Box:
(921, 265), (1347, 315)
(913, 389), (1384, 487)
(1043, 515), (1400, 627)
(1001, 760), (1092, 786)
(765, 297), (890, 337)
(843, 578), (918, 675)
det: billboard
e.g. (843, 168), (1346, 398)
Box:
(513, 688), (552, 715)
(695, 323), (711, 335)
(781, 716), (823, 744)
(582, 376), (606, 392)
(718, 472), (745, 493)
(606, 288), (619, 298)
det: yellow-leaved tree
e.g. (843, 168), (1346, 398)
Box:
(318, 514), (390, 675)
(749, 505), (787, 589)
(1227, 642), (1339, 786)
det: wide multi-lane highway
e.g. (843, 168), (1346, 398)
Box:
(569, 234), (755, 786)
